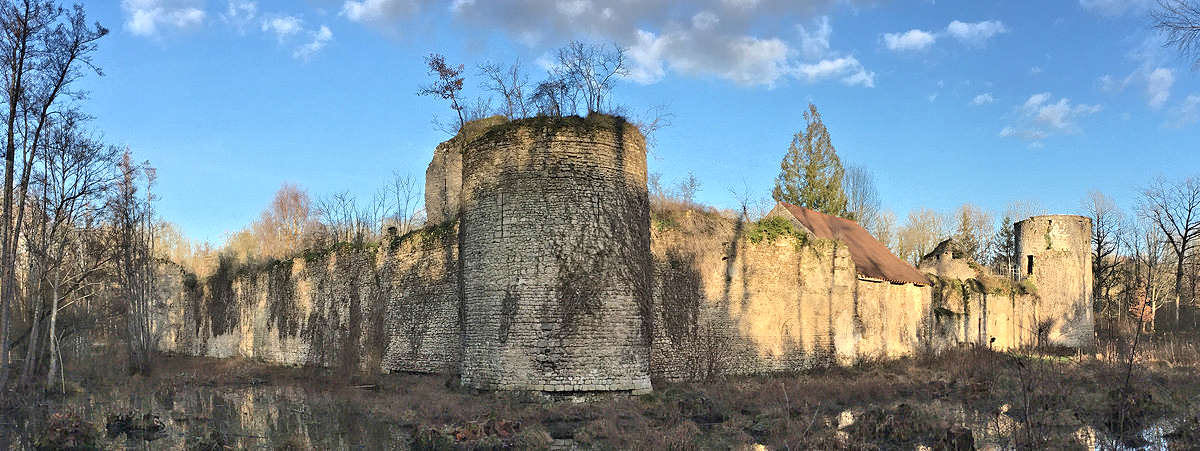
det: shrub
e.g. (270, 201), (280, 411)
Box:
(747, 216), (807, 246)
(35, 412), (101, 451)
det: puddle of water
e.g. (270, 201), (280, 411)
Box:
(2, 385), (409, 450)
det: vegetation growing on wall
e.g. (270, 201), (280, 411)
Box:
(266, 260), (300, 338)
(205, 256), (241, 336)
(658, 250), (702, 347)
(473, 113), (638, 148)
(392, 219), (457, 251)
(747, 216), (808, 247)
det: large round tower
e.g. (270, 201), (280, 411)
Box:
(1013, 214), (1093, 348)
(458, 115), (652, 393)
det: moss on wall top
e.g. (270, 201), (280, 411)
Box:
(747, 216), (808, 246)
(390, 219), (458, 251)
(468, 113), (643, 148)
(444, 115), (509, 149)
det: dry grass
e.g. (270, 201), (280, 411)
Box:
(7, 339), (1200, 449)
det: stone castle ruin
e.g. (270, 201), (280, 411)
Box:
(154, 114), (1093, 393)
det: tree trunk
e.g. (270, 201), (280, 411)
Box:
(45, 276), (59, 390)
(1176, 261), (1185, 329)
(19, 290), (41, 386)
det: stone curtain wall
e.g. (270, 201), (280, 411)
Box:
(424, 116), (508, 224)
(156, 226), (461, 374)
(458, 115), (653, 392)
(157, 117), (1097, 392)
(925, 276), (1040, 351)
(1015, 215), (1094, 348)
(648, 213), (930, 382)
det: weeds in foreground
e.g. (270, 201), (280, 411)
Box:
(4, 339), (1200, 449)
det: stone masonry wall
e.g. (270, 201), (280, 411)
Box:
(160, 116), (1097, 391)
(458, 115), (652, 392)
(157, 224), (461, 374)
(648, 211), (930, 382)
(424, 116), (509, 224)
(1015, 214), (1094, 348)
(925, 276), (1041, 351)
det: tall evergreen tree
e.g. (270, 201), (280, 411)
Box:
(990, 216), (1017, 275)
(772, 103), (848, 217)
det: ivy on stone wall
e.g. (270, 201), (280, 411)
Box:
(205, 255), (240, 336)
(747, 216), (809, 247)
(659, 249), (702, 347)
(266, 259), (300, 338)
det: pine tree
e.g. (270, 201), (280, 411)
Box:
(772, 103), (848, 216)
(990, 216), (1016, 275)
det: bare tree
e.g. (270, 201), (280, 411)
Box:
(479, 59), (529, 119)
(676, 172), (701, 205)
(529, 78), (572, 117)
(873, 210), (897, 253)
(314, 189), (388, 245)
(1004, 199), (1047, 223)
(0, 1), (107, 390)
(1085, 191), (1126, 319)
(387, 171), (422, 234)
(108, 151), (157, 374)
(417, 53), (467, 131)
(1139, 176), (1200, 327)
(463, 96), (493, 123)
(844, 165), (880, 231)
(1128, 219), (1174, 333)
(22, 115), (116, 389)
(952, 203), (994, 262)
(1154, 0), (1200, 65)
(250, 183), (313, 259)
(553, 40), (627, 115)
(897, 208), (948, 265)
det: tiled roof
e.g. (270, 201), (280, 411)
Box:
(776, 202), (930, 286)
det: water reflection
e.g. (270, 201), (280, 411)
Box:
(7, 385), (408, 450)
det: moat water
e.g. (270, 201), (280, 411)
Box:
(0, 384), (1188, 450)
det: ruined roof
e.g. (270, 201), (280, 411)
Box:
(922, 238), (966, 263)
(775, 202), (931, 286)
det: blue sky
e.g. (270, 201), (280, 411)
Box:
(88, 0), (1199, 244)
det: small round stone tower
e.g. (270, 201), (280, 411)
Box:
(1013, 214), (1093, 348)
(458, 115), (652, 393)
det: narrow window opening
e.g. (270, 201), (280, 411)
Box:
(1027, 255), (1035, 275)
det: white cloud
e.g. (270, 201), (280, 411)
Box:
(945, 20), (1007, 46)
(293, 25), (334, 60)
(341, 0), (426, 25)
(450, 0), (475, 13)
(122, 0), (206, 36)
(971, 93), (994, 106)
(880, 19), (1005, 53)
(222, 1), (257, 24)
(1146, 67), (1174, 109)
(1168, 94), (1200, 128)
(628, 30), (811, 87)
(449, 1), (876, 88)
(262, 16), (303, 41)
(1030, 66), (1042, 75)
(1098, 66), (1176, 108)
(692, 11), (720, 30)
(1098, 74), (1127, 92)
(1002, 92), (1101, 144)
(797, 16), (832, 60)
(795, 56), (875, 87)
(1079, 0), (1154, 16)
(883, 29), (936, 52)
(556, 0), (592, 18)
